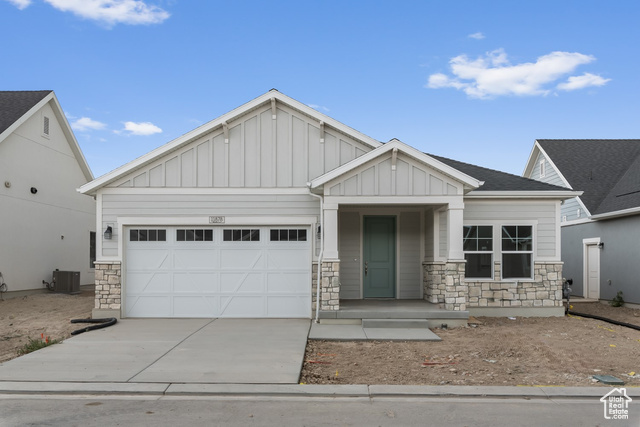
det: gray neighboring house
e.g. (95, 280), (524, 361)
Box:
(0, 91), (96, 294)
(524, 139), (640, 305)
(80, 90), (578, 320)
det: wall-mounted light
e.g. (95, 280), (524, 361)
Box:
(104, 225), (113, 240)
(598, 242), (604, 249)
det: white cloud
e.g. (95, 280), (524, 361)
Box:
(557, 72), (611, 91)
(468, 32), (485, 40)
(43, 0), (169, 26)
(308, 104), (330, 112)
(5, 0), (32, 9)
(426, 49), (607, 99)
(71, 117), (107, 131)
(121, 121), (162, 135)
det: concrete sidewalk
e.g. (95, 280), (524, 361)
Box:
(0, 318), (310, 384)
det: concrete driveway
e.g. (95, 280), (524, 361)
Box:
(0, 319), (310, 384)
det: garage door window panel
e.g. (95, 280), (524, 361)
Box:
(270, 229), (307, 242)
(130, 229), (167, 242)
(224, 229), (260, 242)
(177, 229), (214, 242)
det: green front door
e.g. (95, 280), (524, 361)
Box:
(363, 216), (396, 298)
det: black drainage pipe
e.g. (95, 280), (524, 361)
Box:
(567, 310), (640, 332)
(70, 318), (117, 335)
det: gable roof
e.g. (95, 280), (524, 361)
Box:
(0, 90), (52, 135)
(309, 139), (483, 191)
(535, 139), (640, 215)
(432, 153), (576, 195)
(0, 90), (93, 182)
(80, 90), (382, 194)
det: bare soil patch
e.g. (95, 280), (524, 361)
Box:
(0, 290), (94, 363)
(301, 302), (640, 387)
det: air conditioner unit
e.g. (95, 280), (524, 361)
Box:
(53, 271), (80, 294)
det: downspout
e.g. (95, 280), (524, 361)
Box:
(307, 184), (323, 323)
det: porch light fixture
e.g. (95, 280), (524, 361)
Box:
(104, 226), (113, 240)
(598, 242), (604, 249)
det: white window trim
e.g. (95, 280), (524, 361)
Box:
(501, 225), (534, 280)
(539, 158), (546, 178)
(463, 225), (494, 280)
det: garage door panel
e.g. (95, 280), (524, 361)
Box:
(173, 296), (218, 317)
(173, 249), (218, 270)
(173, 273), (219, 294)
(220, 250), (264, 269)
(126, 296), (171, 318)
(267, 250), (310, 270)
(267, 273), (309, 293)
(128, 250), (171, 270)
(127, 272), (171, 294)
(220, 296), (265, 317)
(220, 273), (264, 293)
(268, 296), (310, 317)
(126, 226), (310, 318)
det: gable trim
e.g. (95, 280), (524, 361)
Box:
(0, 92), (93, 182)
(465, 190), (582, 199)
(310, 139), (482, 190)
(79, 90), (383, 195)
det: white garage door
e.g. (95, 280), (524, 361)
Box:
(125, 226), (311, 318)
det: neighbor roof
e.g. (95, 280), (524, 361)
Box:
(431, 153), (572, 193)
(536, 139), (640, 215)
(0, 90), (52, 135)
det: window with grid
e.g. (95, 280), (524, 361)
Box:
(129, 229), (167, 242)
(501, 225), (533, 279)
(463, 225), (493, 279)
(176, 229), (213, 242)
(269, 229), (307, 242)
(223, 229), (260, 242)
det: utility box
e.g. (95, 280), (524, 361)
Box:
(53, 271), (80, 294)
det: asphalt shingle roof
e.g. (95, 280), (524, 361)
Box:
(537, 139), (640, 215)
(428, 153), (570, 192)
(0, 90), (52, 135)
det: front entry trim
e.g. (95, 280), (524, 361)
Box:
(363, 216), (396, 298)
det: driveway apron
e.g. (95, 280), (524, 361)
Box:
(0, 319), (310, 384)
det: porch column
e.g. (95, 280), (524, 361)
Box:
(321, 204), (340, 311)
(447, 205), (464, 261)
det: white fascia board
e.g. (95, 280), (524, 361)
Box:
(49, 93), (94, 182)
(464, 190), (582, 199)
(522, 141), (540, 178)
(590, 206), (640, 220)
(310, 139), (482, 189)
(0, 92), (54, 143)
(79, 90), (383, 195)
(98, 187), (313, 195)
(561, 217), (594, 227)
(574, 196), (592, 217)
(532, 141), (573, 189)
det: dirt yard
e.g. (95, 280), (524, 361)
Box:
(301, 302), (640, 387)
(0, 290), (94, 363)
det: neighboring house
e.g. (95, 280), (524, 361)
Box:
(80, 90), (577, 320)
(524, 139), (640, 305)
(0, 91), (96, 294)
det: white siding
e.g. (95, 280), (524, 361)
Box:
(0, 102), (96, 291)
(326, 153), (463, 197)
(100, 193), (319, 257)
(399, 212), (421, 299)
(338, 211), (361, 299)
(464, 200), (559, 260)
(109, 104), (373, 190)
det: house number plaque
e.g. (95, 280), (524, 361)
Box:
(209, 216), (225, 224)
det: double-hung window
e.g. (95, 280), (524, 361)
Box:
(463, 225), (493, 279)
(501, 225), (533, 279)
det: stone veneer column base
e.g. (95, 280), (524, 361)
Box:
(320, 260), (340, 311)
(424, 261), (467, 311)
(93, 261), (122, 319)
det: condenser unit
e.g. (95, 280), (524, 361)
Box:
(53, 271), (80, 294)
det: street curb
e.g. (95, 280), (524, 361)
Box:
(1, 382), (639, 398)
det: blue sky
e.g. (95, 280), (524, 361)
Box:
(2, 0), (638, 178)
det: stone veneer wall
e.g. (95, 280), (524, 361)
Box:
(320, 261), (340, 311)
(94, 261), (121, 310)
(423, 261), (467, 311)
(466, 262), (564, 308)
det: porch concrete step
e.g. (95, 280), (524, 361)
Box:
(362, 319), (429, 329)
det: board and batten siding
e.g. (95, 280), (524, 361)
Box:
(463, 200), (559, 260)
(100, 193), (319, 257)
(399, 211), (421, 299)
(110, 104), (373, 190)
(338, 211), (361, 299)
(327, 153), (461, 197)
